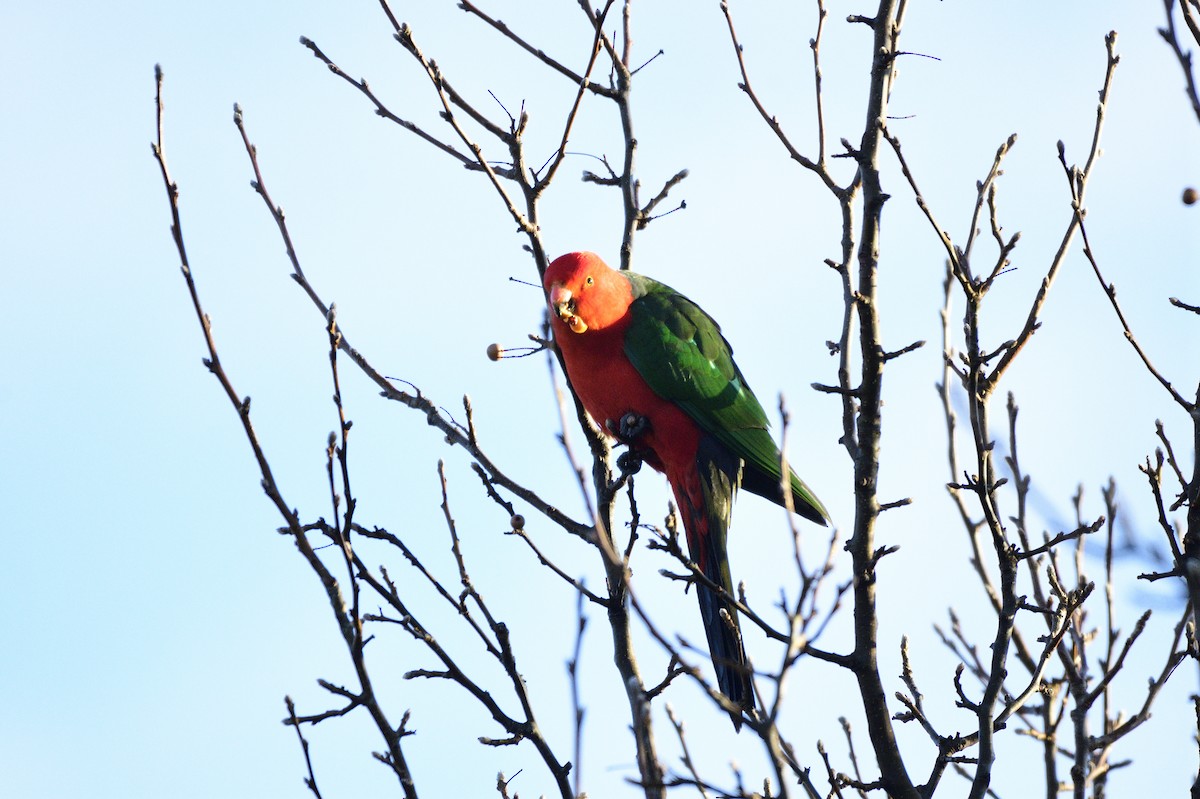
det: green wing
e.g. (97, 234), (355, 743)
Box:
(623, 273), (829, 525)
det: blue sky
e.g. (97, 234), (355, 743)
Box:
(4, 2), (1199, 797)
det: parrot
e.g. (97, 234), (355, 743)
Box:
(543, 251), (829, 727)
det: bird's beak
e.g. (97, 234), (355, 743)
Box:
(550, 284), (588, 333)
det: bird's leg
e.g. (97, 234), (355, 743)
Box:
(606, 411), (649, 443)
(605, 412), (648, 491)
(616, 450), (643, 477)
(616, 411), (649, 442)
(605, 449), (643, 495)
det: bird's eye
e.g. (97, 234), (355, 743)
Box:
(585, 276), (594, 286)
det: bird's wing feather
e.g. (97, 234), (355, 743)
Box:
(624, 273), (829, 524)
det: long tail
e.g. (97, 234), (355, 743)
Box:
(671, 436), (752, 729)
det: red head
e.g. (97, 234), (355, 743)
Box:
(543, 252), (633, 334)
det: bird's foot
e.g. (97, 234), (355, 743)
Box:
(606, 411), (649, 444)
(616, 450), (643, 478)
(605, 450), (644, 495)
(604, 412), (649, 493)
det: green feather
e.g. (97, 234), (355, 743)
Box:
(623, 272), (829, 525)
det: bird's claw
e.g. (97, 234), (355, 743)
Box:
(605, 450), (644, 495)
(616, 450), (643, 477)
(606, 411), (649, 443)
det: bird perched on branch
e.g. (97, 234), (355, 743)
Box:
(543, 251), (829, 728)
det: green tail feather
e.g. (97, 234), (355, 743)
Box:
(678, 436), (754, 729)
